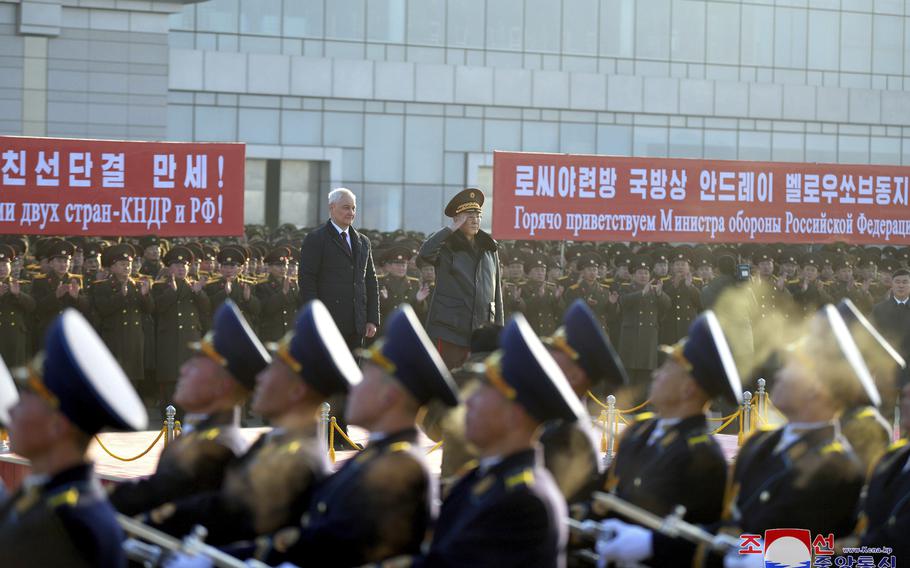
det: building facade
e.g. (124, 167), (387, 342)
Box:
(2, 0), (910, 234)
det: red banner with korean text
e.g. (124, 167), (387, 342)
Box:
(0, 136), (245, 236)
(492, 151), (910, 245)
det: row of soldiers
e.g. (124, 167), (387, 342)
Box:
(0, 287), (906, 567)
(2, 230), (909, 403)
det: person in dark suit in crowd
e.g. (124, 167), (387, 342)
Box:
(872, 268), (910, 386)
(299, 187), (379, 448)
(298, 187), (379, 351)
(419, 188), (503, 369)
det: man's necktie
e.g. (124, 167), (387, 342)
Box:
(341, 231), (352, 254)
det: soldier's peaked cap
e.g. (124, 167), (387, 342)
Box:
(190, 301), (270, 391)
(661, 311), (743, 405)
(480, 314), (585, 423)
(360, 304), (459, 407)
(273, 300), (361, 397)
(546, 300), (629, 389)
(444, 188), (484, 218)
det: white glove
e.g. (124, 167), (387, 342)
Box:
(594, 519), (653, 568)
(723, 549), (765, 568)
(163, 552), (214, 568)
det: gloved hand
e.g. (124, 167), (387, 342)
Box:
(594, 519), (653, 568)
(163, 552), (214, 568)
(723, 549), (765, 568)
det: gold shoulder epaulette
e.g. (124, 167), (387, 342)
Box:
(855, 407), (877, 419)
(389, 441), (412, 453)
(568, 283), (580, 290)
(887, 438), (908, 452)
(787, 279), (800, 285)
(48, 488), (79, 508)
(687, 434), (710, 447)
(634, 411), (655, 422)
(407, 276), (420, 283)
(821, 441), (845, 455)
(505, 468), (534, 490)
(32, 273), (48, 280)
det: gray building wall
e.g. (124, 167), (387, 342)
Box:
(3, 1), (910, 234)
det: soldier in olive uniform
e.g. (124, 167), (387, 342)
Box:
(0, 245), (35, 368)
(30, 241), (88, 355)
(79, 241), (104, 293)
(564, 253), (616, 335)
(659, 251), (703, 346)
(412, 256), (434, 327)
(153, 246), (211, 400)
(139, 235), (165, 277)
(827, 258), (874, 313)
(789, 253), (832, 316)
(255, 247), (300, 343)
(513, 253), (563, 337)
(617, 255), (671, 402)
(206, 245), (261, 328)
(377, 246), (422, 336)
(90, 244), (154, 388)
(750, 247), (793, 320)
(502, 252), (526, 321)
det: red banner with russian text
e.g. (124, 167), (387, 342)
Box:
(492, 151), (910, 245)
(0, 136), (245, 236)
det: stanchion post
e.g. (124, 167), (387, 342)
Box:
(319, 402), (331, 456)
(756, 379), (766, 422)
(604, 395), (617, 468)
(165, 405), (176, 445)
(742, 391), (752, 439)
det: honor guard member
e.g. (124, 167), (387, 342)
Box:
(564, 253), (615, 334)
(659, 250), (703, 346)
(872, 257), (898, 303)
(266, 304), (459, 567)
(624, 305), (868, 568)
(836, 298), (903, 472)
(618, 255), (671, 402)
(407, 314), (579, 568)
(152, 246), (211, 400)
(377, 246), (422, 335)
(0, 309), (148, 568)
(206, 245), (261, 327)
(90, 243), (154, 386)
(139, 235), (164, 277)
(144, 301), (360, 547)
(855, 380), (910, 559)
(589, 311), (741, 568)
(542, 300), (628, 505)
(514, 254), (563, 337)
(31, 240), (88, 353)
(255, 246), (300, 343)
(111, 301), (267, 518)
(0, 245), (35, 368)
